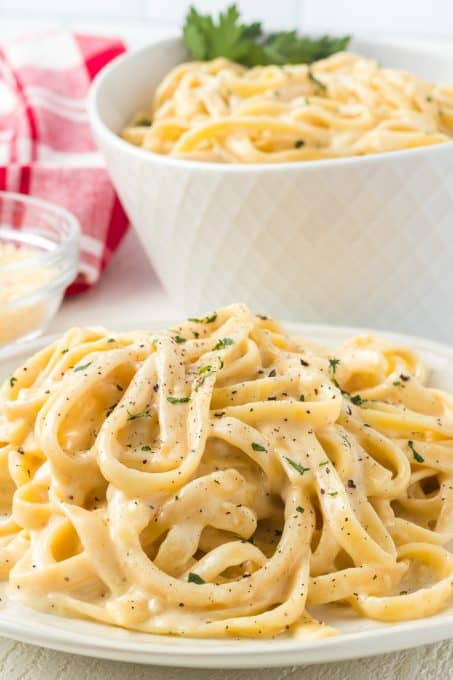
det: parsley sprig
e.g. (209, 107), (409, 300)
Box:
(183, 5), (350, 67)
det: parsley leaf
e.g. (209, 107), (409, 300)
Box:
(308, 69), (327, 90)
(295, 505), (304, 513)
(9, 376), (17, 388)
(213, 337), (234, 351)
(127, 410), (151, 420)
(182, 4), (350, 67)
(328, 357), (340, 374)
(74, 361), (92, 373)
(252, 442), (266, 452)
(284, 456), (310, 476)
(166, 396), (190, 404)
(408, 440), (425, 463)
(187, 572), (205, 584)
(350, 394), (363, 406)
(188, 312), (217, 324)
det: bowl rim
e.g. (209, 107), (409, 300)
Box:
(0, 191), (80, 273)
(88, 35), (453, 173)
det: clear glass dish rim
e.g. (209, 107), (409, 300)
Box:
(0, 191), (80, 273)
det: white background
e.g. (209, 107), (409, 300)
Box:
(1, 0), (453, 39)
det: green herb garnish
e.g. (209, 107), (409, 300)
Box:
(213, 337), (234, 351)
(294, 139), (305, 148)
(9, 376), (17, 388)
(166, 396), (190, 404)
(393, 380), (401, 386)
(408, 440), (424, 463)
(188, 313), (217, 324)
(350, 394), (363, 406)
(107, 338), (115, 343)
(134, 115), (152, 127)
(61, 348), (69, 354)
(328, 357), (340, 374)
(74, 361), (92, 373)
(319, 460), (329, 466)
(328, 491), (339, 497)
(187, 572), (205, 584)
(173, 335), (187, 344)
(183, 4), (350, 67)
(308, 69), (327, 90)
(284, 456), (310, 476)
(198, 364), (213, 376)
(295, 506), (304, 513)
(299, 394), (305, 401)
(252, 442), (266, 452)
(127, 410), (151, 420)
(141, 445), (151, 451)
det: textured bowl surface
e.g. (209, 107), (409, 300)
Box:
(89, 38), (453, 341)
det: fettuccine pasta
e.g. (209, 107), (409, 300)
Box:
(122, 52), (453, 163)
(1, 304), (453, 638)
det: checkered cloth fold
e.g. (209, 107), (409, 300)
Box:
(0, 31), (129, 294)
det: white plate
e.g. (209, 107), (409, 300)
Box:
(1, 322), (453, 668)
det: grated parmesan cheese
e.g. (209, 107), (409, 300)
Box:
(0, 243), (56, 345)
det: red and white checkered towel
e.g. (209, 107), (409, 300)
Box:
(0, 30), (129, 294)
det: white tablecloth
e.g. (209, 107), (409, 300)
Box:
(2, 18), (453, 678)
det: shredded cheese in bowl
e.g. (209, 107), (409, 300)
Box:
(0, 192), (80, 348)
(0, 243), (55, 304)
(0, 244), (57, 346)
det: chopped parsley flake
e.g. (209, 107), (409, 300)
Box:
(284, 456), (310, 476)
(198, 364), (213, 376)
(299, 394), (305, 401)
(252, 442), (266, 452)
(188, 313), (217, 324)
(295, 506), (304, 513)
(74, 361), (92, 373)
(328, 491), (339, 497)
(187, 572), (205, 584)
(141, 445), (151, 451)
(408, 440), (424, 463)
(328, 357), (340, 374)
(393, 380), (401, 386)
(308, 69), (326, 90)
(134, 115), (152, 126)
(294, 139), (305, 148)
(9, 376), (17, 388)
(107, 338), (115, 343)
(213, 337), (234, 351)
(166, 396), (190, 404)
(319, 460), (329, 466)
(127, 410), (151, 420)
(61, 348), (69, 354)
(173, 335), (187, 344)
(350, 394), (363, 406)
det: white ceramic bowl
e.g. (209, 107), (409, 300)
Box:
(89, 37), (453, 341)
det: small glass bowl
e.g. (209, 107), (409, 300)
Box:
(0, 192), (80, 348)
